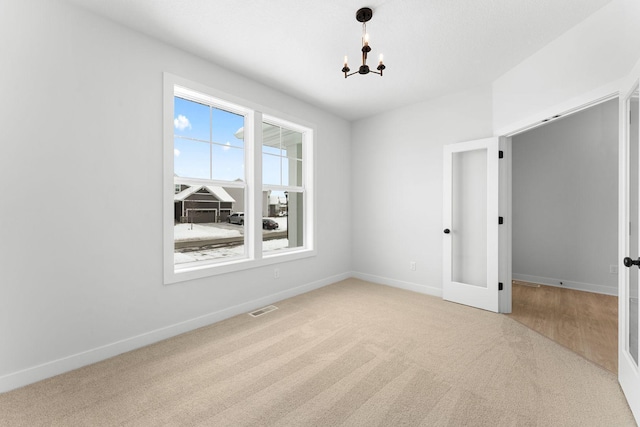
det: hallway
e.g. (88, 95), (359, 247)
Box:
(507, 281), (618, 373)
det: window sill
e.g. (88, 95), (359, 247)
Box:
(164, 248), (317, 285)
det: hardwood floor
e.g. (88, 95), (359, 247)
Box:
(507, 281), (618, 373)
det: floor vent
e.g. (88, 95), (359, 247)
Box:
(249, 305), (278, 317)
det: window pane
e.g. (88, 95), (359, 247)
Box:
(263, 122), (281, 154)
(212, 107), (244, 148)
(263, 153), (281, 186)
(174, 185), (245, 265)
(282, 129), (303, 160)
(282, 157), (303, 187)
(212, 144), (245, 181)
(174, 138), (210, 179)
(262, 123), (304, 187)
(263, 124), (282, 164)
(263, 145), (280, 156)
(263, 190), (303, 254)
(174, 97), (210, 142)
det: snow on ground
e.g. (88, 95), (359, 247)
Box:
(173, 217), (291, 265)
(174, 217), (287, 241)
(272, 217), (287, 229)
(174, 238), (290, 265)
(174, 222), (241, 241)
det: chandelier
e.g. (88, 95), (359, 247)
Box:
(341, 7), (385, 78)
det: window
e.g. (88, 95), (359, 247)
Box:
(262, 122), (305, 254)
(172, 92), (247, 267)
(164, 74), (315, 283)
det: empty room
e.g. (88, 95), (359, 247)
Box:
(1, 0), (640, 425)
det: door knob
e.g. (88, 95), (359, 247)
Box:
(624, 257), (640, 268)
(443, 229), (450, 234)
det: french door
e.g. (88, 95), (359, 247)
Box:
(443, 137), (500, 312)
(620, 76), (640, 421)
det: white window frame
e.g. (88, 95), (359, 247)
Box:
(262, 115), (310, 257)
(163, 73), (316, 284)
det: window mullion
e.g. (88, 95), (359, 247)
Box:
(248, 111), (263, 260)
(209, 106), (213, 180)
(279, 126), (283, 186)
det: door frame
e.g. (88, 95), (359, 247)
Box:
(499, 137), (512, 313)
(496, 80), (640, 420)
(496, 92), (619, 314)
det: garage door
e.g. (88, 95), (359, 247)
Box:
(188, 209), (216, 223)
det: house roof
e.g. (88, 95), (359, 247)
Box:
(175, 185), (235, 203)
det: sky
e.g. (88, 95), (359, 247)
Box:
(174, 96), (245, 181)
(174, 96), (299, 185)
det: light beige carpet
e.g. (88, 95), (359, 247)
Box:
(0, 278), (635, 426)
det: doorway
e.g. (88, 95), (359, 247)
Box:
(506, 98), (619, 372)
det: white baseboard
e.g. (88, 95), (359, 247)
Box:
(0, 272), (351, 394)
(351, 272), (442, 298)
(512, 273), (617, 296)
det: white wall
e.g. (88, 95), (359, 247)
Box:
(493, 0), (640, 135)
(512, 99), (619, 295)
(0, 0), (351, 391)
(351, 86), (494, 295)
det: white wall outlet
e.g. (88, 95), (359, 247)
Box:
(274, 268), (280, 279)
(610, 265), (618, 275)
(410, 261), (416, 271)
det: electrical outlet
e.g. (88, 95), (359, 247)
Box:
(610, 265), (618, 275)
(274, 268), (280, 279)
(410, 261), (416, 271)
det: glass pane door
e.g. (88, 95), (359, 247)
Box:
(452, 149), (488, 287)
(443, 137), (499, 313)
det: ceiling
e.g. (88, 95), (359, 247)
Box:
(64, 0), (613, 121)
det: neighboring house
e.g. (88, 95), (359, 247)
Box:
(269, 193), (287, 217)
(225, 187), (282, 218)
(224, 185), (246, 215)
(174, 184), (235, 223)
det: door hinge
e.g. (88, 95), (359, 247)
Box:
(498, 150), (504, 159)
(499, 282), (503, 291)
(498, 216), (504, 225)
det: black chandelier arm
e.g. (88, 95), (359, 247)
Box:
(343, 69), (384, 78)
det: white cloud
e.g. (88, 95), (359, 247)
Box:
(174, 115), (192, 131)
(174, 148), (180, 157)
(222, 141), (231, 151)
